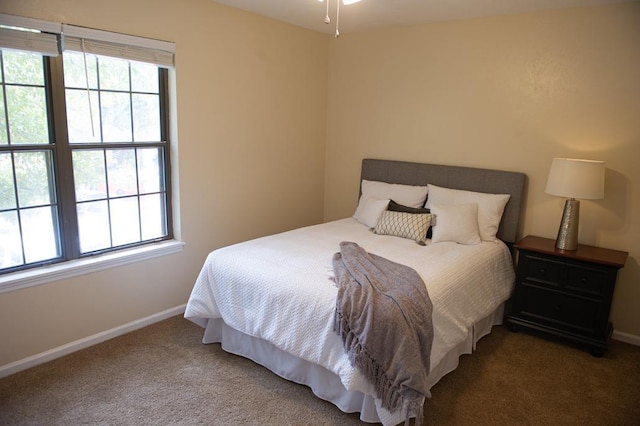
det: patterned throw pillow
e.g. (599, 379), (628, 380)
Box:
(374, 210), (432, 244)
(388, 200), (432, 238)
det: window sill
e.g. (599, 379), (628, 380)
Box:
(0, 240), (185, 294)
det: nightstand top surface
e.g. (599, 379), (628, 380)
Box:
(515, 235), (628, 268)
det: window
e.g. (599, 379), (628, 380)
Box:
(0, 50), (58, 269)
(0, 16), (175, 277)
(63, 52), (170, 254)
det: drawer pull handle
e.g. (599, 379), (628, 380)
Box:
(539, 268), (546, 275)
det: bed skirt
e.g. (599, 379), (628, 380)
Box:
(196, 304), (505, 424)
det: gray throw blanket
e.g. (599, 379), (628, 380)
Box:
(332, 241), (434, 426)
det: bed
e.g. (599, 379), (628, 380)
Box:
(185, 159), (526, 425)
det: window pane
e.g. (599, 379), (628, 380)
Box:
(3, 50), (44, 85)
(0, 90), (7, 144)
(6, 86), (49, 144)
(131, 62), (158, 93)
(0, 153), (16, 210)
(99, 56), (130, 91)
(14, 151), (55, 208)
(140, 193), (166, 240)
(110, 197), (140, 246)
(101, 92), (132, 142)
(73, 150), (107, 202)
(106, 149), (137, 197)
(0, 211), (22, 269)
(66, 89), (101, 143)
(21, 206), (60, 263)
(77, 200), (110, 253)
(137, 148), (163, 194)
(63, 51), (98, 89)
(132, 94), (160, 142)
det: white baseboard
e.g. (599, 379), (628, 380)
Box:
(0, 304), (186, 379)
(2, 307), (636, 380)
(612, 330), (640, 346)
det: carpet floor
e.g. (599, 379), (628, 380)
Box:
(1, 315), (639, 425)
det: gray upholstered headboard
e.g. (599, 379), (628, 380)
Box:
(360, 159), (527, 244)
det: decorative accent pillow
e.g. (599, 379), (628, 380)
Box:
(430, 203), (481, 245)
(388, 199), (430, 215)
(425, 184), (510, 242)
(388, 200), (433, 239)
(353, 197), (390, 228)
(374, 210), (432, 244)
(361, 180), (428, 209)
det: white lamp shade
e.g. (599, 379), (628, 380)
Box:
(545, 158), (605, 200)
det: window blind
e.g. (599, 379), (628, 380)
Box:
(62, 24), (175, 68)
(0, 14), (61, 56)
(0, 13), (175, 67)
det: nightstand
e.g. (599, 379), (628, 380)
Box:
(506, 235), (628, 357)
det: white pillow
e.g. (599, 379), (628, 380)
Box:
(353, 197), (390, 228)
(430, 203), (481, 245)
(361, 179), (428, 209)
(425, 184), (510, 242)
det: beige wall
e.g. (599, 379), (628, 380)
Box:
(325, 3), (640, 336)
(0, 0), (328, 366)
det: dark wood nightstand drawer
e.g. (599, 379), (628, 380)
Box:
(566, 265), (607, 297)
(522, 253), (609, 298)
(517, 284), (601, 334)
(525, 256), (564, 287)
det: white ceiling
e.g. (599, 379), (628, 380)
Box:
(212, 0), (631, 35)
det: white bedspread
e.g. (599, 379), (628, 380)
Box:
(185, 218), (515, 422)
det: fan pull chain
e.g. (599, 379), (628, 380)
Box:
(325, 0), (331, 23)
(335, 0), (340, 37)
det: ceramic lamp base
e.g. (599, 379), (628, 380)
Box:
(555, 198), (580, 251)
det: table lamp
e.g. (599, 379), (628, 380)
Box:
(545, 158), (605, 250)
